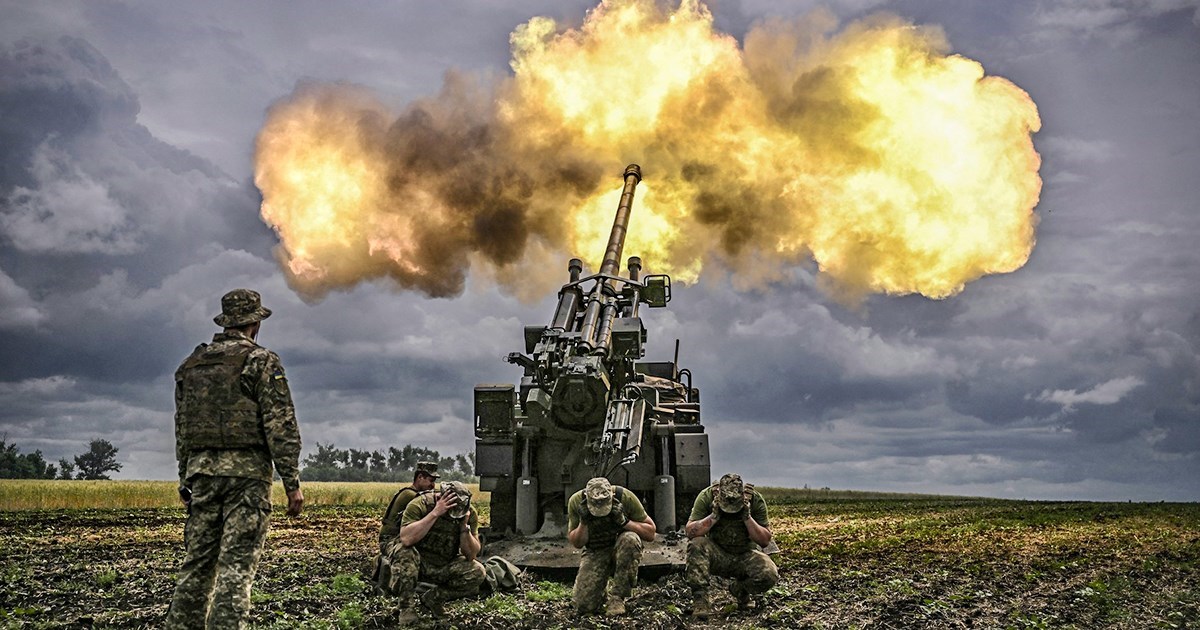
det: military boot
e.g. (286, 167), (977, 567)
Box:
(417, 583), (445, 617)
(729, 581), (752, 610)
(395, 605), (421, 626)
(691, 592), (713, 621)
(605, 593), (626, 616)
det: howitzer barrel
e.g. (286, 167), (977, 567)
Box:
(579, 165), (642, 351)
(600, 164), (642, 276)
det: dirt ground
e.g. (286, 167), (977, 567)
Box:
(1, 497), (1198, 628)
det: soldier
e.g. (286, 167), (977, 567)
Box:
(373, 461), (440, 591)
(166, 289), (304, 629)
(386, 480), (485, 619)
(567, 477), (657, 616)
(684, 473), (778, 620)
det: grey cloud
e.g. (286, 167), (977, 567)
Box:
(1032, 0), (1200, 39)
(0, 265), (44, 329)
(0, 1), (1197, 500)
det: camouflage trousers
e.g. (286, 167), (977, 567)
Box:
(378, 542), (485, 603)
(573, 531), (643, 614)
(166, 475), (272, 630)
(685, 537), (779, 596)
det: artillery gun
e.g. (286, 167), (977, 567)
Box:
(474, 164), (711, 571)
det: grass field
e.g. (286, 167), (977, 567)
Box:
(1, 480), (1197, 628)
(0, 480), (488, 511)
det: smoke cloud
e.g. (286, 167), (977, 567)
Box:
(255, 0), (1041, 302)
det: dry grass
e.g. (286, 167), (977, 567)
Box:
(0, 480), (487, 511)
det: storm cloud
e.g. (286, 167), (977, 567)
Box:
(0, 0), (1197, 500)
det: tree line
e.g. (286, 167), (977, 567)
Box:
(1, 438), (478, 483)
(300, 442), (477, 482)
(0, 438), (123, 480)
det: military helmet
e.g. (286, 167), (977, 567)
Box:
(584, 477), (615, 517)
(213, 289), (272, 328)
(716, 473), (746, 513)
(415, 461), (440, 479)
(441, 480), (472, 519)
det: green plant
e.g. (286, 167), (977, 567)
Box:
(525, 580), (572, 602)
(94, 570), (117, 589)
(336, 603), (364, 629)
(331, 573), (366, 594)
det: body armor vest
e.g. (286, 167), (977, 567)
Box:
(177, 341), (267, 452)
(582, 487), (626, 551)
(707, 484), (755, 554)
(379, 487), (418, 544)
(415, 491), (462, 564)
(709, 514), (755, 554)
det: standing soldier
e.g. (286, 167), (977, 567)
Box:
(166, 288), (304, 629)
(684, 473), (778, 620)
(387, 480), (485, 620)
(567, 477), (657, 616)
(374, 461), (440, 592)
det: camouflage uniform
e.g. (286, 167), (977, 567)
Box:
(374, 462), (440, 590)
(382, 484), (485, 605)
(567, 479), (650, 614)
(166, 289), (302, 630)
(686, 476), (779, 605)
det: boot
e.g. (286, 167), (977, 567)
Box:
(691, 592), (713, 620)
(417, 583), (445, 617)
(605, 593), (626, 616)
(729, 581), (751, 610)
(395, 605), (421, 625)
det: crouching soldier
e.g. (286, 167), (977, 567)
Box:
(684, 473), (779, 620)
(384, 480), (485, 619)
(373, 461), (439, 592)
(568, 477), (657, 616)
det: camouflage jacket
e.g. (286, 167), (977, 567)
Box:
(175, 330), (302, 493)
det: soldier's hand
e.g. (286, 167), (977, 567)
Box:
(610, 502), (629, 528)
(432, 491), (459, 517)
(710, 501), (722, 523)
(286, 488), (304, 517)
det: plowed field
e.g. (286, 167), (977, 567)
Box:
(2, 488), (1197, 628)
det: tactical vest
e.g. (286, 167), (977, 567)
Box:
(176, 341), (267, 452)
(582, 487), (627, 551)
(709, 514), (755, 554)
(379, 487), (418, 544)
(415, 491), (462, 564)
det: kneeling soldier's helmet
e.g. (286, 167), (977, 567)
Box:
(717, 473), (746, 513)
(441, 481), (472, 520)
(585, 477), (614, 517)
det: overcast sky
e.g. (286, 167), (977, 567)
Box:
(1, 0), (1197, 501)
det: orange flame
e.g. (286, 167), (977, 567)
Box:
(255, 0), (1041, 302)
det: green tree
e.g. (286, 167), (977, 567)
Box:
(303, 442), (343, 468)
(74, 439), (122, 480)
(0, 439), (57, 479)
(57, 458), (76, 480)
